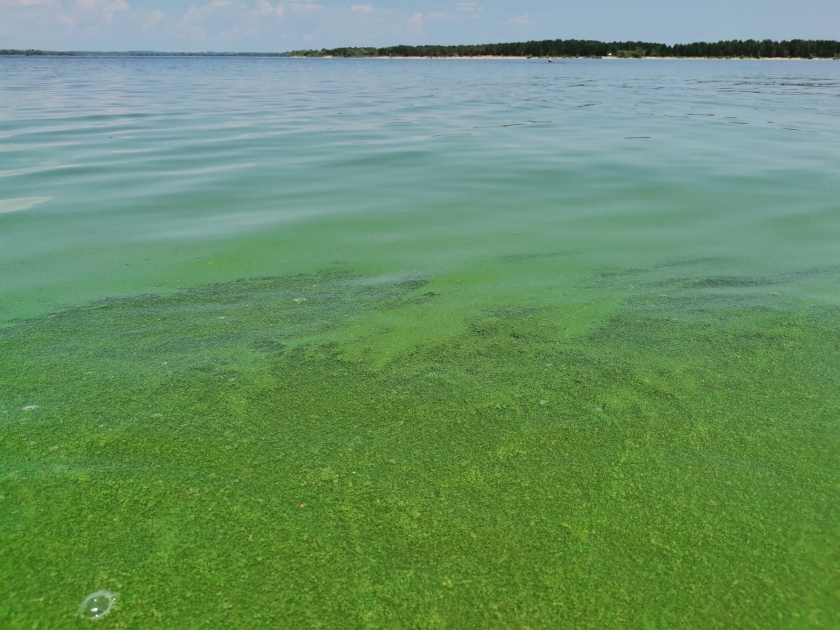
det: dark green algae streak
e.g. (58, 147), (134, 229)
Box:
(1, 267), (838, 628)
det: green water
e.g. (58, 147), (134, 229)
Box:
(1, 58), (838, 628)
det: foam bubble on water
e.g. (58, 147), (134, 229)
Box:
(78, 590), (117, 620)
(22, 405), (39, 411)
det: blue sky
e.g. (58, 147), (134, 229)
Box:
(1, 1), (838, 52)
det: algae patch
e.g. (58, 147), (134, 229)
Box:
(0, 270), (837, 628)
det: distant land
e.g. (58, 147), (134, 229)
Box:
(291, 39), (840, 59)
(0, 50), (286, 57)
(3, 39), (840, 59)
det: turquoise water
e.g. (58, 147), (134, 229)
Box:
(1, 58), (839, 627)
(2, 58), (839, 324)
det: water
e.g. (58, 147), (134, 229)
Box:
(2, 58), (838, 324)
(1, 57), (838, 627)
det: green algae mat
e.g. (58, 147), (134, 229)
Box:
(2, 269), (838, 628)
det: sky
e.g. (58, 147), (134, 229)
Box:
(1, 0), (838, 52)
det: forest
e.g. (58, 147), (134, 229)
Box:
(287, 39), (840, 59)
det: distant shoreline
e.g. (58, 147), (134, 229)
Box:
(2, 53), (837, 61)
(300, 55), (838, 61)
(287, 39), (840, 60)
(3, 38), (840, 60)
(0, 51), (287, 58)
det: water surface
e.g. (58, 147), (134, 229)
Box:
(1, 57), (838, 628)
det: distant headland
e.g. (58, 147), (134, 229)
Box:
(0, 50), (286, 57)
(3, 39), (839, 59)
(290, 39), (839, 59)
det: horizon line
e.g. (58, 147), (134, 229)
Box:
(3, 38), (840, 59)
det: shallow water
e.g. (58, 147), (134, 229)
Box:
(1, 58), (839, 628)
(2, 58), (839, 325)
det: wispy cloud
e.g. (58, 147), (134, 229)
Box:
(76, 0), (128, 11)
(176, 0), (329, 42)
(398, 9), (462, 38)
(0, 0), (61, 6)
(285, 0), (322, 16)
(75, 0), (129, 22)
(509, 14), (534, 26)
(142, 9), (163, 30)
(351, 4), (373, 14)
(257, 0), (284, 17)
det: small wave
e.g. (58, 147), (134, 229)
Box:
(0, 164), (79, 178)
(0, 142), (79, 153)
(0, 197), (53, 214)
(164, 163), (256, 176)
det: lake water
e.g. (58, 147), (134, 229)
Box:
(1, 57), (838, 627)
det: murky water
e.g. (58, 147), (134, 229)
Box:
(1, 57), (838, 628)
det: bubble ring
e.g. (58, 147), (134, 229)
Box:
(78, 590), (117, 620)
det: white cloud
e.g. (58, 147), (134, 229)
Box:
(285, 0), (321, 16)
(75, 0), (129, 21)
(178, 5), (208, 38)
(0, 0), (135, 33)
(76, 0), (128, 10)
(0, 0), (485, 50)
(400, 9), (460, 36)
(143, 9), (163, 29)
(397, 10), (424, 37)
(509, 14), (533, 26)
(177, 0), (311, 41)
(0, 0), (61, 6)
(257, 0), (284, 17)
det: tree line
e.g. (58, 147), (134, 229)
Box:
(4, 40), (839, 59)
(0, 49), (77, 56)
(287, 39), (840, 59)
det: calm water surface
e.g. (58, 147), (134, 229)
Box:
(1, 58), (839, 322)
